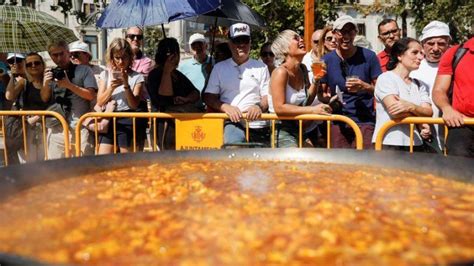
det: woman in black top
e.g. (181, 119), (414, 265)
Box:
(147, 38), (200, 150)
(5, 53), (49, 163)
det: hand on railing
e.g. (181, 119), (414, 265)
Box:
(441, 106), (466, 128)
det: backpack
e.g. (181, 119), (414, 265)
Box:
(448, 42), (468, 102)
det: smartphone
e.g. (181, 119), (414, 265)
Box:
(112, 71), (122, 80)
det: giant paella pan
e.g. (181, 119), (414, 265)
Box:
(0, 149), (473, 265)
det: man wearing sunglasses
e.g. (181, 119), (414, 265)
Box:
(377, 19), (401, 72)
(126, 26), (154, 150)
(126, 26), (154, 78)
(69, 41), (105, 83)
(320, 15), (382, 149)
(302, 29), (324, 82)
(204, 23), (270, 146)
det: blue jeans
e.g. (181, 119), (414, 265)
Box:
(224, 122), (270, 147)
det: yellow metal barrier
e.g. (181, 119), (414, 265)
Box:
(374, 117), (474, 154)
(75, 112), (363, 157)
(0, 110), (70, 166)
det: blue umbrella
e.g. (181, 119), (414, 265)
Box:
(96, 0), (221, 29)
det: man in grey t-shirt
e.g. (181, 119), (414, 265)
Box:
(42, 39), (98, 158)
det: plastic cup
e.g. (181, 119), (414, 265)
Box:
(311, 61), (326, 78)
(346, 75), (359, 82)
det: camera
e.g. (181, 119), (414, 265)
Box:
(51, 67), (66, 80)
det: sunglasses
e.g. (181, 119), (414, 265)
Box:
(261, 51), (274, 57)
(70, 52), (82, 58)
(312, 40), (319, 44)
(336, 28), (356, 36)
(325, 36), (335, 42)
(126, 34), (143, 41)
(231, 36), (250, 45)
(26, 61), (42, 68)
(379, 28), (400, 37)
(7, 58), (24, 64)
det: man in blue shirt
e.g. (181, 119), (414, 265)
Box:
(320, 15), (382, 149)
(178, 33), (213, 110)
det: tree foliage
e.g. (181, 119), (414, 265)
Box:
(143, 26), (164, 59)
(350, 0), (472, 42)
(408, 0), (473, 43)
(243, 0), (338, 58)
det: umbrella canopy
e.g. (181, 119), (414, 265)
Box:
(96, 0), (222, 29)
(183, 0), (266, 28)
(0, 5), (78, 53)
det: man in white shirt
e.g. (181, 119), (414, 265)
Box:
(204, 23), (270, 146)
(410, 21), (451, 152)
(302, 29), (323, 82)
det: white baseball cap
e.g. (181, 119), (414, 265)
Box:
(229, 23), (251, 39)
(7, 53), (25, 61)
(188, 33), (207, 45)
(419, 21), (451, 42)
(69, 41), (92, 56)
(333, 15), (357, 31)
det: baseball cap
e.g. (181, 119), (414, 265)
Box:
(7, 53), (25, 61)
(188, 33), (207, 45)
(229, 23), (251, 39)
(419, 21), (451, 42)
(333, 15), (357, 31)
(69, 41), (92, 56)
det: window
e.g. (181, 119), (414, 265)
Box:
(357, 23), (366, 36)
(22, 0), (35, 7)
(83, 35), (99, 61)
(83, 3), (97, 16)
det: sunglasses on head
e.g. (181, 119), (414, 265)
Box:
(7, 58), (24, 64)
(261, 51), (274, 57)
(126, 34), (143, 41)
(26, 61), (42, 68)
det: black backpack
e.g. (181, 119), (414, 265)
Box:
(448, 42), (468, 102)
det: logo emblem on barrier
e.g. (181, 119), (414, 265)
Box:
(191, 126), (206, 143)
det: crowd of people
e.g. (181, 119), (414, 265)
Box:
(0, 17), (472, 164)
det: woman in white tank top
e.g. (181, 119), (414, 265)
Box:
(269, 30), (332, 147)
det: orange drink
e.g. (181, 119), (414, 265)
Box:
(311, 61), (326, 78)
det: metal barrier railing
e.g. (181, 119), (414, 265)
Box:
(75, 112), (363, 157)
(0, 110), (70, 166)
(374, 117), (474, 155)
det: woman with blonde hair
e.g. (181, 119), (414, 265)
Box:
(269, 30), (332, 147)
(96, 38), (144, 154)
(317, 26), (337, 57)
